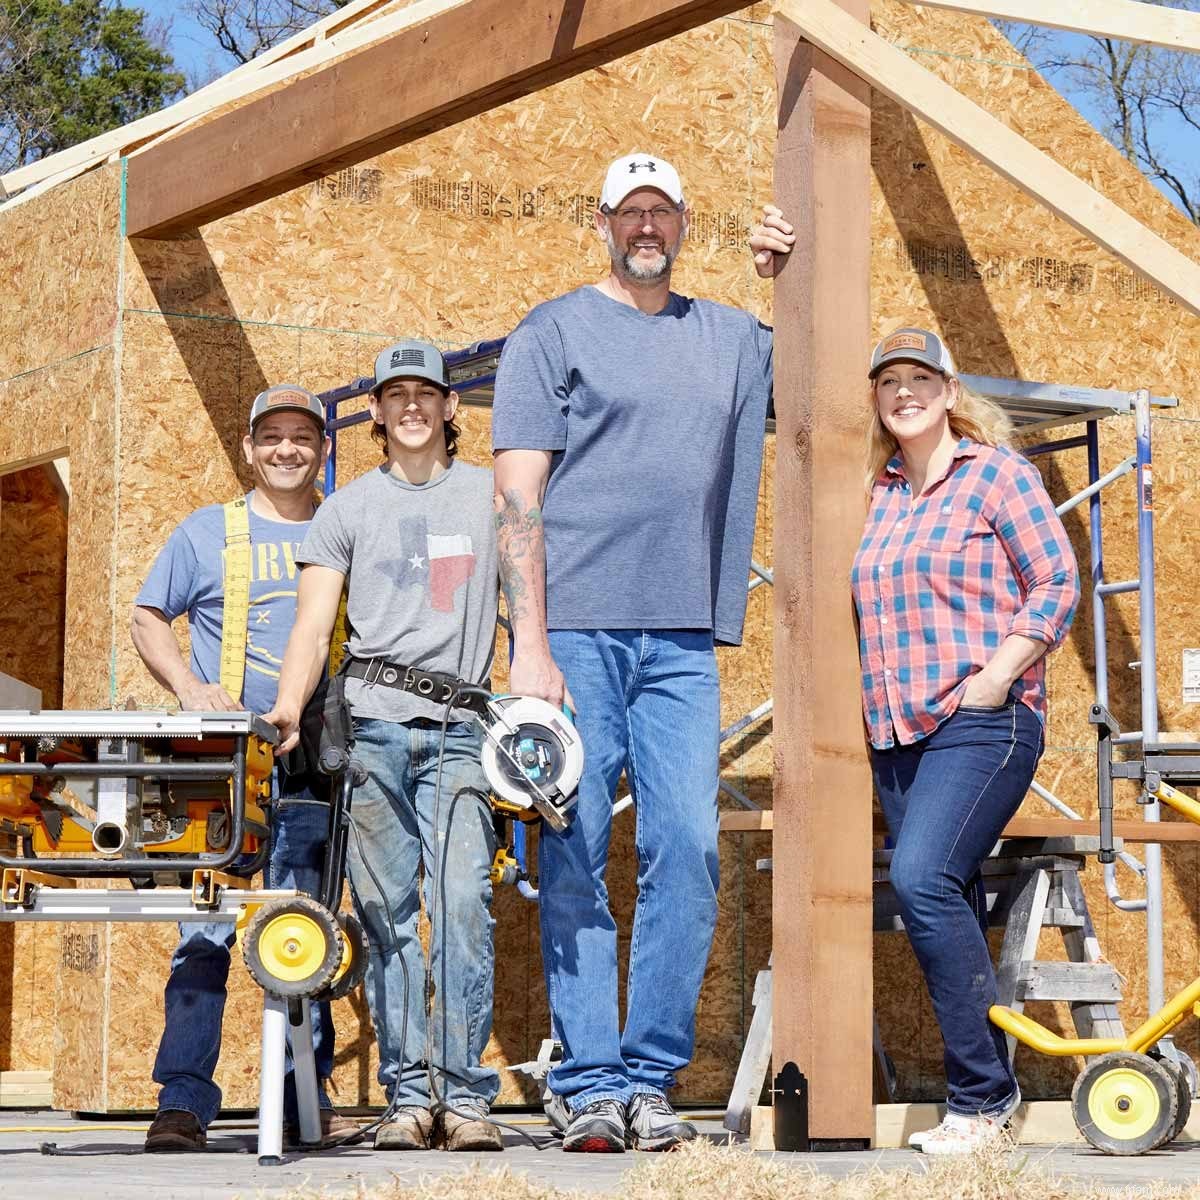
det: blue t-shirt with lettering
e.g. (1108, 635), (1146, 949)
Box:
(491, 285), (773, 645)
(135, 493), (309, 714)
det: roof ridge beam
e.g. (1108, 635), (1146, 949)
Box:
(124, 0), (750, 238)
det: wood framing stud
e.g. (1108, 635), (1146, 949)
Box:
(908, 0), (1200, 54)
(124, 0), (751, 237)
(771, 2), (874, 1144)
(777, 0), (1200, 316)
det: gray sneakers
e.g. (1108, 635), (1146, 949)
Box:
(626, 1092), (697, 1152)
(562, 1098), (628, 1153)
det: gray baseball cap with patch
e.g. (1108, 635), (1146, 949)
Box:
(868, 327), (956, 380)
(248, 384), (325, 432)
(372, 340), (450, 394)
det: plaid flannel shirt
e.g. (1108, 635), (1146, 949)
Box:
(851, 439), (1079, 749)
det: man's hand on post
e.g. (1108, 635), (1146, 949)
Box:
(176, 678), (244, 712)
(749, 203), (795, 278)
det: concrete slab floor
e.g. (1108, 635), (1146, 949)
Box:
(3, 1110), (1200, 1198)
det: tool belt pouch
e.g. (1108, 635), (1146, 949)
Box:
(290, 662), (354, 802)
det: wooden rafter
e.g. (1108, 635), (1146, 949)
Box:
(124, 0), (752, 238)
(0, 0), (464, 200)
(905, 0), (1200, 54)
(778, 0), (1200, 315)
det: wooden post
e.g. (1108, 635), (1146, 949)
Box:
(770, 5), (874, 1145)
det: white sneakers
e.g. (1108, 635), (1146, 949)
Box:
(908, 1088), (1020, 1155)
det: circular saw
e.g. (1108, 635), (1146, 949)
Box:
(479, 696), (583, 832)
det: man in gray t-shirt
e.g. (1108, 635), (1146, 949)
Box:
(491, 152), (775, 1154)
(267, 341), (502, 1154)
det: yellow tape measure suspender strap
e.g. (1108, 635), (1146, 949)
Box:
(220, 497), (252, 703)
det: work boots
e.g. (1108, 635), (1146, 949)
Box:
(374, 1105), (435, 1150)
(144, 1108), (206, 1152)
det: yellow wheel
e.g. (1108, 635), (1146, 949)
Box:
(243, 896), (342, 998)
(1072, 1052), (1178, 1155)
(313, 912), (368, 1002)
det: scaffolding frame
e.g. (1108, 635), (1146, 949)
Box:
(319, 355), (1181, 1012)
(966, 375), (1179, 1019)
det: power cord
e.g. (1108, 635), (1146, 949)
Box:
(424, 685), (555, 1150)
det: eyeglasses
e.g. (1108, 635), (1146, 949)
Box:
(608, 205), (683, 227)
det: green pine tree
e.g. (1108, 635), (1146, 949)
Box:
(2, 0), (185, 175)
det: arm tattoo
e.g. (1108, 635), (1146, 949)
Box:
(494, 487), (544, 624)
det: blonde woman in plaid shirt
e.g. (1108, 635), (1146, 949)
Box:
(851, 327), (1080, 1156)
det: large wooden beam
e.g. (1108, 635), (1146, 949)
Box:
(906, 0), (1200, 54)
(777, 0), (1200, 316)
(771, 4), (874, 1146)
(124, 0), (750, 237)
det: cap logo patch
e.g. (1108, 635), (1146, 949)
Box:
(267, 389), (309, 407)
(883, 332), (928, 355)
(628, 160), (657, 173)
(391, 348), (426, 367)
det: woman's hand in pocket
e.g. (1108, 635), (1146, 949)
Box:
(960, 668), (1011, 708)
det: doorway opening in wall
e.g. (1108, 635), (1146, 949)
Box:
(0, 454), (69, 708)
(0, 454), (68, 1094)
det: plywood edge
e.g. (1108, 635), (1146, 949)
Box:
(0, 1070), (53, 1108)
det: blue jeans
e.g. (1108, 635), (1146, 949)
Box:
(872, 700), (1043, 1116)
(152, 778), (336, 1128)
(345, 717), (498, 1111)
(540, 629), (721, 1110)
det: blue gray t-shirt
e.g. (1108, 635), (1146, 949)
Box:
(491, 285), (772, 645)
(135, 493), (309, 715)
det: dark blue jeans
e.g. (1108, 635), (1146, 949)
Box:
(872, 700), (1043, 1116)
(152, 785), (335, 1128)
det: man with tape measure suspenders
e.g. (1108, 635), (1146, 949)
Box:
(266, 340), (503, 1153)
(132, 385), (356, 1152)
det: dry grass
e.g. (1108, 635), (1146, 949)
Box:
(261, 1139), (1200, 1200)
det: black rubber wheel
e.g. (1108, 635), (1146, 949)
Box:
(242, 895), (342, 999)
(312, 911), (368, 1002)
(1163, 1057), (1193, 1143)
(1072, 1051), (1178, 1155)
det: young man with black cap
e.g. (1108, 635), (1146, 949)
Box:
(133, 385), (357, 1151)
(266, 341), (502, 1153)
(492, 153), (774, 1153)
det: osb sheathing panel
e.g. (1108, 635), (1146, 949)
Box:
(0, 467), (67, 706)
(0, 165), (120, 381)
(32, 0), (1200, 1106)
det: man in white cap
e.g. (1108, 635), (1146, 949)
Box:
(133, 385), (357, 1151)
(491, 154), (775, 1152)
(267, 341), (502, 1153)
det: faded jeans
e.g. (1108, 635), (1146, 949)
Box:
(152, 776), (335, 1128)
(539, 629), (721, 1111)
(872, 700), (1043, 1116)
(345, 717), (499, 1111)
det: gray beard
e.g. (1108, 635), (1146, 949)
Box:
(606, 227), (683, 283)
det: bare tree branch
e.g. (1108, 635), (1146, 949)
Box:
(187, 0), (352, 66)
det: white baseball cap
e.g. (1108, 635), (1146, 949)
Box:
(600, 153), (685, 211)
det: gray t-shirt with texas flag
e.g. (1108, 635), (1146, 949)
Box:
(135, 493), (308, 715)
(491, 285), (772, 645)
(297, 461), (498, 724)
